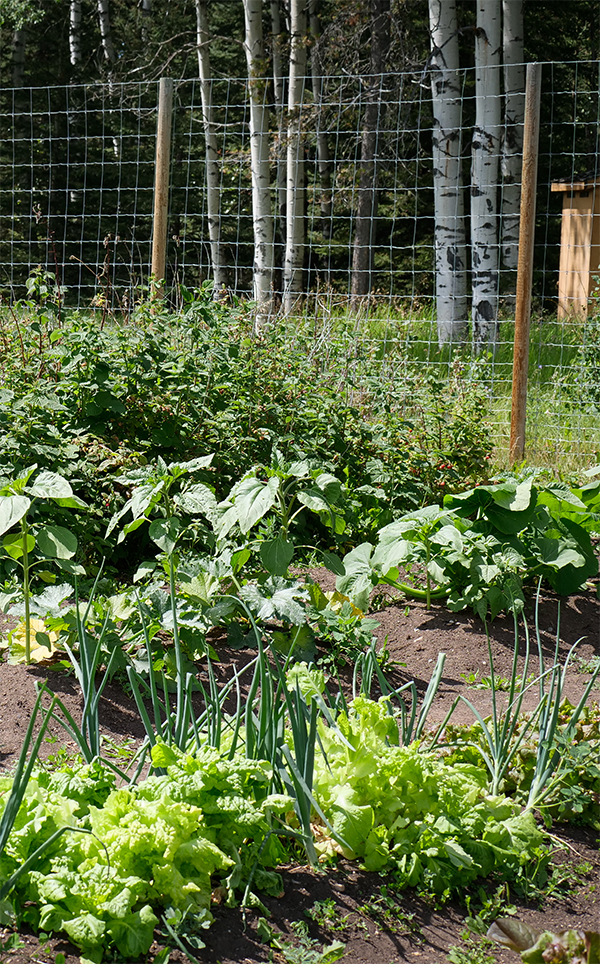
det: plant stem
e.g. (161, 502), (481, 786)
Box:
(169, 553), (186, 746)
(425, 536), (431, 610)
(21, 520), (31, 663)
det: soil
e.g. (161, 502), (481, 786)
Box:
(0, 575), (598, 964)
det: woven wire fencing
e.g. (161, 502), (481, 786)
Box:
(1, 61), (599, 461)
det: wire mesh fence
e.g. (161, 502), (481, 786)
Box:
(0, 61), (599, 461)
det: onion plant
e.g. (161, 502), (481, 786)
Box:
(455, 586), (600, 803)
(0, 689), (56, 860)
(126, 590), (254, 767)
(354, 643), (454, 745)
(35, 572), (133, 780)
(0, 688), (89, 906)
(457, 614), (539, 795)
(525, 597), (600, 812)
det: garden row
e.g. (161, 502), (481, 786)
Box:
(0, 288), (599, 963)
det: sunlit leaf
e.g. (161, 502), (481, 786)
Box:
(235, 476), (279, 533)
(36, 525), (77, 560)
(0, 496), (30, 537)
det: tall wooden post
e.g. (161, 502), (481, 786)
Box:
(151, 77), (174, 299)
(509, 62), (542, 464)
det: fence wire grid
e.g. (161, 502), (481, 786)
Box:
(1, 60), (599, 461)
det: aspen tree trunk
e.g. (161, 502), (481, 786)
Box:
(309, 0), (332, 243)
(283, 0), (308, 315)
(428, 0), (468, 346)
(12, 29), (25, 87)
(501, 0), (525, 277)
(350, 0), (390, 309)
(195, 0), (227, 293)
(243, 0), (274, 322)
(97, 0), (117, 66)
(141, 0), (152, 41)
(69, 1), (82, 66)
(270, 0), (286, 289)
(471, 0), (502, 349)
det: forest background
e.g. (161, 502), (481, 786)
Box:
(2, 0), (600, 323)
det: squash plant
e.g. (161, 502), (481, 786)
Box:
(337, 477), (599, 618)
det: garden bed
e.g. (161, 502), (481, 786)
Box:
(0, 580), (598, 964)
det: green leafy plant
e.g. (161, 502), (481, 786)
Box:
(257, 918), (346, 964)
(213, 452), (347, 577)
(447, 937), (497, 964)
(305, 899), (350, 933)
(305, 581), (381, 670)
(0, 298), (494, 577)
(310, 696), (551, 894)
(358, 884), (420, 936)
(336, 477), (599, 619)
(0, 466), (85, 661)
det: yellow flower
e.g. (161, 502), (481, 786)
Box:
(5, 619), (62, 664)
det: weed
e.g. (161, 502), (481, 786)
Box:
(41, 741), (81, 771)
(460, 670), (535, 691)
(462, 883), (517, 935)
(574, 653), (600, 676)
(101, 736), (138, 764)
(358, 885), (421, 937)
(309, 599), (381, 671)
(305, 899), (350, 933)
(447, 937), (496, 964)
(257, 918), (345, 964)
(0, 933), (25, 960)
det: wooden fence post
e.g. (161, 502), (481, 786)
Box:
(509, 62), (542, 464)
(151, 77), (174, 300)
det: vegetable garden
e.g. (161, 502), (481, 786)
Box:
(0, 285), (598, 964)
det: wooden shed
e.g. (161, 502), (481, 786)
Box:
(551, 176), (600, 319)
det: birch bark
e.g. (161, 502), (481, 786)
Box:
(12, 29), (25, 87)
(243, 0), (274, 321)
(141, 0), (152, 41)
(97, 0), (117, 66)
(283, 0), (308, 315)
(471, 0), (502, 349)
(195, 0), (228, 292)
(428, 0), (468, 346)
(501, 0), (525, 275)
(270, 0), (287, 281)
(69, 1), (82, 66)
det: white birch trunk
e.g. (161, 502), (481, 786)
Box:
(428, 0), (468, 346)
(243, 0), (274, 321)
(471, 0), (502, 349)
(501, 0), (525, 274)
(309, 0), (332, 243)
(195, 0), (227, 293)
(283, 0), (308, 315)
(97, 0), (117, 66)
(12, 29), (26, 87)
(69, 1), (82, 66)
(270, 0), (287, 281)
(141, 0), (152, 41)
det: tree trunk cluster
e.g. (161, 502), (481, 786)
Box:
(429, 0), (526, 350)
